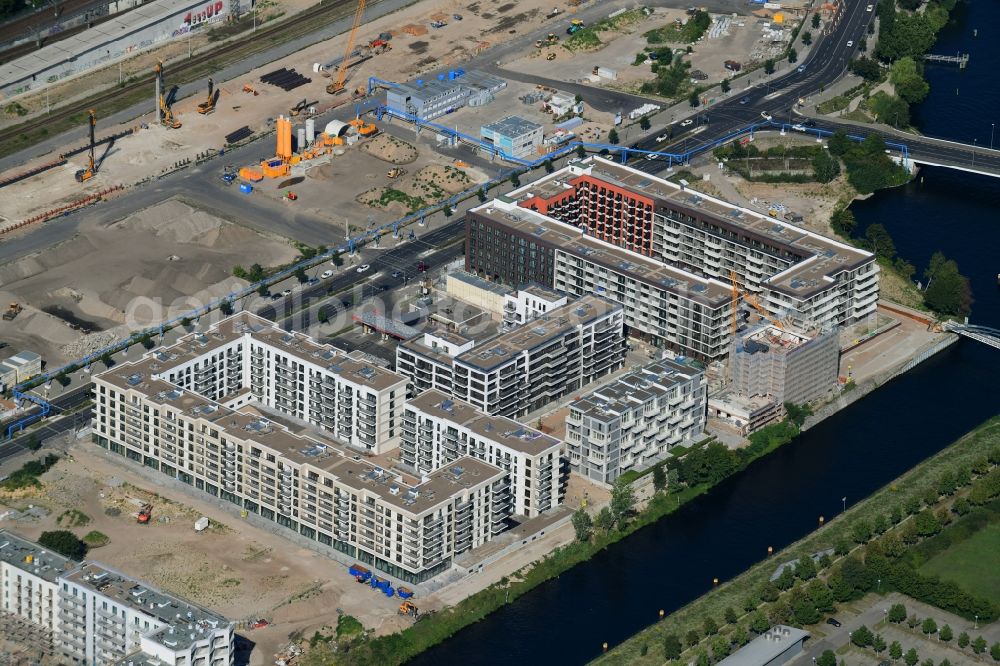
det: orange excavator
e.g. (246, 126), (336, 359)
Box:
(137, 503), (153, 524)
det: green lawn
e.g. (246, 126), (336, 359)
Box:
(919, 522), (1000, 602)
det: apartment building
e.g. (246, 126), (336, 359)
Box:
(467, 157), (879, 349)
(129, 313), (407, 454)
(401, 389), (562, 517)
(396, 295), (626, 418)
(502, 284), (567, 329)
(565, 359), (706, 485)
(92, 363), (512, 583)
(0, 531), (234, 666)
(467, 199), (734, 359)
(0, 531), (68, 637)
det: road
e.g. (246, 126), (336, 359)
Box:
(0, 384), (92, 463)
(631, 0), (880, 171)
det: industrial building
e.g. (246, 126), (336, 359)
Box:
(465, 158), (879, 358)
(0, 0), (236, 98)
(565, 358), (706, 485)
(445, 272), (513, 321)
(709, 324), (839, 434)
(384, 69), (506, 121)
(0, 530), (234, 665)
(0, 350), (42, 390)
(481, 116), (544, 159)
(395, 294), (626, 418)
(717, 625), (809, 666)
(402, 389), (563, 517)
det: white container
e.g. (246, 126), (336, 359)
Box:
(194, 517), (210, 532)
(305, 118), (316, 145)
(596, 67), (618, 80)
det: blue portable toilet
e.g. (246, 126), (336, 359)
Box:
(239, 184), (253, 194)
(437, 73), (445, 81)
(416, 79), (423, 86)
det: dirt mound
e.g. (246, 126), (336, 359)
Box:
(120, 199), (224, 244)
(360, 134), (418, 164)
(357, 164), (475, 213)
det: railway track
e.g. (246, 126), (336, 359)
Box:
(0, 0), (354, 148)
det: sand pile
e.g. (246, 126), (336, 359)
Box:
(361, 134), (419, 164)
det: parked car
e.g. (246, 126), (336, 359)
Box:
(760, 111), (773, 121)
(320, 270), (334, 279)
(356, 264), (371, 273)
(281, 289), (292, 296)
(792, 124), (806, 132)
(391, 270), (402, 278)
(867, 4), (874, 10)
(680, 119), (693, 127)
(416, 262), (428, 273)
(740, 96), (750, 105)
(656, 134), (668, 142)
(847, 40), (854, 47)
(827, 618), (842, 628)
(797, 64), (806, 73)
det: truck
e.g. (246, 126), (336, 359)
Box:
(567, 19), (585, 34)
(3, 303), (22, 320)
(137, 503), (153, 524)
(724, 60), (742, 72)
(349, 564), (371, 582)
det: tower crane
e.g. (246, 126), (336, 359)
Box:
(155, 60), (182, 129)
(75, 109), (98, 183)
(327, 0), (366, 95)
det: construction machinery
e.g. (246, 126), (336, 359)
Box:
(348, 116), (378, 137)
(137, 503), (153, 524)
(196, 78), (217, 115)
(289, 99), (317, 117)
(546, 52), (557, 60)
(327, 0), (367, 95)
(154, 61), (182, 129)
(386, 167), (404, 179)
(3, 303), (23, 321)
(242, 84), (258, 95)
(398, 601), (418, 616)
(729, 270), (783, 336)
(74, 110), (98, 183)
(567, 19), (585, 34)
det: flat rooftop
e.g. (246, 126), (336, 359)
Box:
(483, 115), (542, 137)
(332, 456), (505, 515)
(406, 389), (561, 456)
(471, 199), (731, 306)
(0, 530), (74, 583)
(507, 157), (874, 300)
(517, 283), (566, 303)
(739, 324), (814, 354)
(571, 358), (702, 422)
(448, 271), (514, 297)
(717, 625), (809, 665)
(63, 561), (228, 652)
(456, 295), (620, 371)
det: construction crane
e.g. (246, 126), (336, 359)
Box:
(730, 269), (783, 337)
(327, 0), (367, 95)
(75, 110), (97, 183)
(155, 61), (182, 129)
(196, 78), (216, 114)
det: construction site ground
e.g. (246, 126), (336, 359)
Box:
(0, 198), (297, 365)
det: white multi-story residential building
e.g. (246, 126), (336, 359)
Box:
(565, 359), (706, 485)
(92, 364), (512, 583)
(0, 531), (68, 637)
(126, 313), (407, 455)
(501, 284), (567, 329)
(396, 295), (626, 418)
(0, 530), (234, 666)
(466, 157), (879, 358)
(401, 389), (563, 518)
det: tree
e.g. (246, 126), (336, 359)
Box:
(257, 284), (269, 297)
(663, 634), (682, 659)
(873, 633), (887, 654)
(808, 581), (835, 612)
(989, 642), (1000, 661)
(812, 13), (821, 29)
(510, 173), (521, 187)
(703, 617), (719, 636)
(695, 650), (710, 666)
(921, 617), (937, 635)
(852, 624), (874, 647)
(711, 635), (730, 659)
(972, 636), (988, 654)
(792, 596), (820, 625)
(802, 31), (812, 46)
(248, 263), (266, 282)
(784, 403), (813, 429)
(852, 519), (873, 544)
(721, 78), (731, 93)
(686, 629), (700, 647)
(724, 607), (738, 624)
(890, 57), (930, 104)
(733, 624), (749, 646)
(544, 159), (555, 174)
(817, 650), (837, 666)
(750, 611), (769, 633)
(608, 128), (620, 145)
(890, 641), (903, 660)
(775, 566), (796, 591)
(923, 252), (973, 316)
(904, 648), (919, 666)
(914, 508), (941, 536)
(868, 92), (910, 128)
(571, 507), (593, 542)
(939, 624), (953, 642)
(639, 116), (651, 131)
(576, 145), (586, 158)
(764, 59), (775, 74)
(689, 91), (700, 107)
(232, 265), (248, 279)
(828, 130), (853, 157)
(908, 614), (920, 629)
(477, 188), (487, 202)
(610, 478), (635, 526)
(958, 632), (970, 649)
(101, 352), (114, 368)
(788, 48), (798, 64)
(595, 506), (615, 532)
(38, 531), (87, 560)
(760, 582), (780, 602)
(888, 603), (907, 623)
(219, 300), (233, 316)
(653, 465), (667, 493)
(864, 223), (896, 259)
(830, 207), (856, 237)
(849, 57), (883, 81)
(795, 554), (817, 580)
(812, 150), (841, 183)
(294, 266), (308, 283)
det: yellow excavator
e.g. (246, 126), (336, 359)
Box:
(75, 110), (98, 183)
(196, 78), (216, 114)
(155, 61), (182, 129)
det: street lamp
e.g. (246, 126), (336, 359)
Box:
(992, 123), (996, 151)
(842, 496), (847, 513)
(975, 614), (978, 629)
(973, 139), (977, 167)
